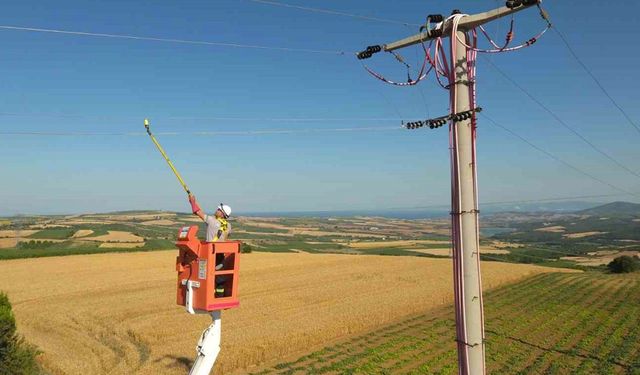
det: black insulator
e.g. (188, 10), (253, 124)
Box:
(506, 0), (522, 9)
(357, 51), (372, 60)
(428, 29), (443, 38)
(451, 9), (462, 15)
(366, 45), (382, 53)
(522, 0), (538, 5)
(428, 14), (444, 23)
(429, 124), (435, 129)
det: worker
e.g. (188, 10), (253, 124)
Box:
(188, 194), (232, 296)
(188, 195), (232, 242)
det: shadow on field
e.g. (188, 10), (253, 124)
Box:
(486, 329), (632, 370)
(159, 355), (192, 371)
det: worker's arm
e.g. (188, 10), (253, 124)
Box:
(188, 195), (206, 221)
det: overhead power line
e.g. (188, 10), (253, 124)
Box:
(0, 25), (346, 55)
(0, 112), (404, 122)
(256, 2), (640, 190)
(483, 57), (640, 181)
(553, 27), (640, 136)
(480, 113), (639, 198)
(247, 0), (419, 26)
(0, 126), (402, 137)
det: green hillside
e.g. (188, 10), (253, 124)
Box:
(579, 202), (640, 217)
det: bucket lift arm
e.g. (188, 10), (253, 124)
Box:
(189, 310), (222, 375)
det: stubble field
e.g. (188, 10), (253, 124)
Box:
(0, 251), (561, 374)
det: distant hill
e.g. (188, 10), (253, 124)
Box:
(578, 201), (640, 217)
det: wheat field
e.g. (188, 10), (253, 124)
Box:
(0, 251), (570, 374)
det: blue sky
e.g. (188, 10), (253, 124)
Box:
(1, 0), (639, 215)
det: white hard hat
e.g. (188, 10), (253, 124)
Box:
(218, 203), (232, 218)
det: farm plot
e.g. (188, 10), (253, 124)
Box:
(256, 272), (640, 375)
(0, 251), (558, 374)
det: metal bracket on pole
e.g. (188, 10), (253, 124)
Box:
(381, 2), (539, 52)
(182, 279), (201, 315)
(405, 107), (482, 130)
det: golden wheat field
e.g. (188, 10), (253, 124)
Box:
(0, 251), (570, 374)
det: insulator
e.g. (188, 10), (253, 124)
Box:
(357, 51), (372, 60)
(428, 14), (444, 23)
(366, 45), (382, 53)
(506, 0), (522, 9)
(522, 0), (538, 5)
(428, 29), (443, 38)
(506, 31), (514, 43)
(429, 124), (435, 129)
(451, 9), (462, 15)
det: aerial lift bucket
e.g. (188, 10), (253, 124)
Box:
(175, 226), (241, 375)
(176, 225), (241, 313)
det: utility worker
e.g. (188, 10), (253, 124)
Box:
(188, 195), (232, 242)
(188, 195), (232, 296)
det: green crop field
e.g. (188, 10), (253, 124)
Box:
(27, 227), (75, 239)
(254, 272), (640, 374)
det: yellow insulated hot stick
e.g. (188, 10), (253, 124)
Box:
(144, 118), (191, 195)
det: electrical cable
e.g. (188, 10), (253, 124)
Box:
(0, 25), (346, 55)
(0, 112), (406, 122)
(483, 57), (640, 181)
(480, 112), (640, 198)
(246, 0), (419, 26)
(0, 126), (404, 137)
(553, 27), (640, 136)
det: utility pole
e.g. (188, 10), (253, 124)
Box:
(360, 2), (542, 374)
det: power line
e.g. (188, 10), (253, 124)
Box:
(480, 113), (639, 198)
(553, 27), (640, 136)
(0, 112), (404, 122)
(247, 0), (419, 26)
(0, 25), (346, 55)
(0, 126), (403, 137)
(483, 57), (640, 181)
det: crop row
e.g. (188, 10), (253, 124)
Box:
(257, 272), (640, 374)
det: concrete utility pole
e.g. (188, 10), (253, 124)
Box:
(378, 2), (539, 374)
